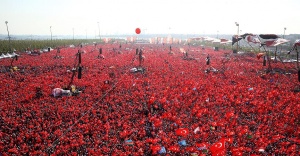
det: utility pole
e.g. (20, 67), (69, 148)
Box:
(85, 29), (87, 40)
(50, 26), (52, 41)
(283, 27), (286, 39)
(73, 28), (74, 41)
(235, 22), (239, 52)
(5, 21), (11, 52)
(97, 22), (101, 41)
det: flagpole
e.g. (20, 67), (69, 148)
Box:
(275, 46), (277, 62)
(97, 22), (101, 41)
(235, 22), (239, 52)
(85, 29), (87, 40)
(233, 22), (239, 53)
(5, 21), (11, 52)
(296, 46), (299, 70)
(50, 26), (52, 41)
(72, 28), (74, 41)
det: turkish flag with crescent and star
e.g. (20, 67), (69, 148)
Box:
(210, 138), (226, 156)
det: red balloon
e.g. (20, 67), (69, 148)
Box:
(135, 28), (141, 34)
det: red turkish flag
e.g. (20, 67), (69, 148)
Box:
(196, 142), (209, 150)
(225, 111), (235, 118)
(245, 35), (260, 44)
(150, 145), (161, 154)
(294, 39), (300, 46)
(210, 138), (226, 156)
(168, 145), (180, 152)
(175, 128), (189, 137)
(256, 53), (264, 60)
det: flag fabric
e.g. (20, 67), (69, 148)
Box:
(168, 145), (180, 152)
(196, 142), (209, 150)
(212, 39), (221, 43)
(210, 138), (226, 156)
(220, 39), (232, 44)
(257, 53), (265, 59)
(220, 38), (232, 44)
(175, 128), (189, 137)
(259, 34), (279, 40)
(241, 33), (254, 39)
(232, 35), (242, 45)
(240, 33), (261, 44)
(264, 40), (277, 47)
(193, 127), (200, 134)
(272, 38), (289, 46)
(265, 38), (289, 47)
(294, 39), (300, 46)
(220, 39), (228, 43)
(204, 37), (215, 42)
(245, 35), (261, 44)
(150, 145), (161, 154)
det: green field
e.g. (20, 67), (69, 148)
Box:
(0, 39), (103, 53)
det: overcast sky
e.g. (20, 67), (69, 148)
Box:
(0, 0), (299, 37)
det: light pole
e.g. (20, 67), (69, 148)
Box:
(168, 27), (171, 44)
(50, 26), (52, 41)
(143, 28), (147, 41)
(85, 29), (87, 40)
(72, 28), (74, 40)
(5, 21), (11, 52)
(216, 30), (219, 51)
(97, 22), (101, 41)
(235, 22), (239, 52)
(283, 27), (286, 39)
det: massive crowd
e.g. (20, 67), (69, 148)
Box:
(0, 43), (299, 155)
